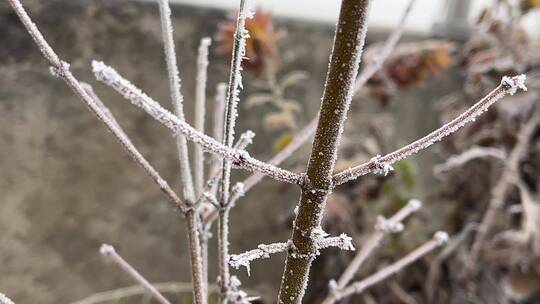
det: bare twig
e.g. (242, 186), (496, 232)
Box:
(470, 106), (540, 262)
(229, 234), (354, 275)
(331, 232), (449, 302)
(227, 182), (245, 207)
(194, 37), (212, 198)
(434, 146), (506, 175)
(353, 0), (416, 94)
(333, 75), (528, 186)
(158, 0), (195, 202)
(322, 199), (422, 304)
(278, 1), (371, 303)
(99, 245), (172, 304)
(217, 2), (251, 301)
(91, 61), (303, 185)
(234, 130), (255, 151)
(210, 83), (227, 182)
(5, 0), (189, 213)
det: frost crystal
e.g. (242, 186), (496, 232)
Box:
(434, 231), (449, 245)
(99, 244), (115, 256)
(0, 293), (15, 304)
(407, 199), (422, 211)
(501, 74), (527, 95)
(376, 216), (404, 233)
(372, 155), (394, 176)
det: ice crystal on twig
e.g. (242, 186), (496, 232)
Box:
(333, 74), (528, 186)
(501, 74), (527, 95)
(91, 61), (302, 185)
(229, 234), (354, 275)
(0, 293), (15, 304)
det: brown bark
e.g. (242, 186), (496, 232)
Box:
(277, 1), (371, 303)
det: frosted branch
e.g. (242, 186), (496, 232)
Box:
(241, 0), (415, 194)
(230, 234), (354, 275)
(333, 75), (528, 186)
(158, 0), (195, 202)
(230, 242), (289, 276)
(323, 199), (422, 304)
(194, 37), (212, 198)
(433, 146), (506, 175)
(353, 0), (417, 94)
(332, 232), (449, 302)
(91, 61), (303, 185)
(218, 1), (251, 300)
(234, 130), (255, 151)
(227, 182), (245, 207)
(99, 244), (172, 304)
(209, 83), (227, 184)
(0, 293), (15, 304)
(5, 0), (190, 214)
(317, 233), (355, 251)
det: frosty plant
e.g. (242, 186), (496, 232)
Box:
(4, 0), (529, 303)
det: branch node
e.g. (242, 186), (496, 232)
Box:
(49, 60), (70, 78)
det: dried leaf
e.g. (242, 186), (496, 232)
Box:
(245, 93), (274, 108)
(280, 70), (309, 89)
(264, 111), (296, 131)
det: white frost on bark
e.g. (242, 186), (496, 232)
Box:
(333, 75), (528, 186)
(91, 61), (302, 185)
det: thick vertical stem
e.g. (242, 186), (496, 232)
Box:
(186, 210), (205, 304)
(277, 1), (371, 303)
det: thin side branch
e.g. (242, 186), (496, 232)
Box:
(100, 245), (172, 304)
(329, 199), (422, 300)
(331, 232), (449, 302)
(229, 234), (354, 275)
(353, 0), (416, 94)
(217, 1), (250, 300)
(433, 146), (506, 175)
(91, 61), (303, 185)
(194, 37), (212, 197)
(210, 83), (227, 183)
(333, 75), (528, 186)
(6, 0), (189, 213)
(158, 0), (196, 202)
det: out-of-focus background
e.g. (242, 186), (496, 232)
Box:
(1, 0), (540, 303)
